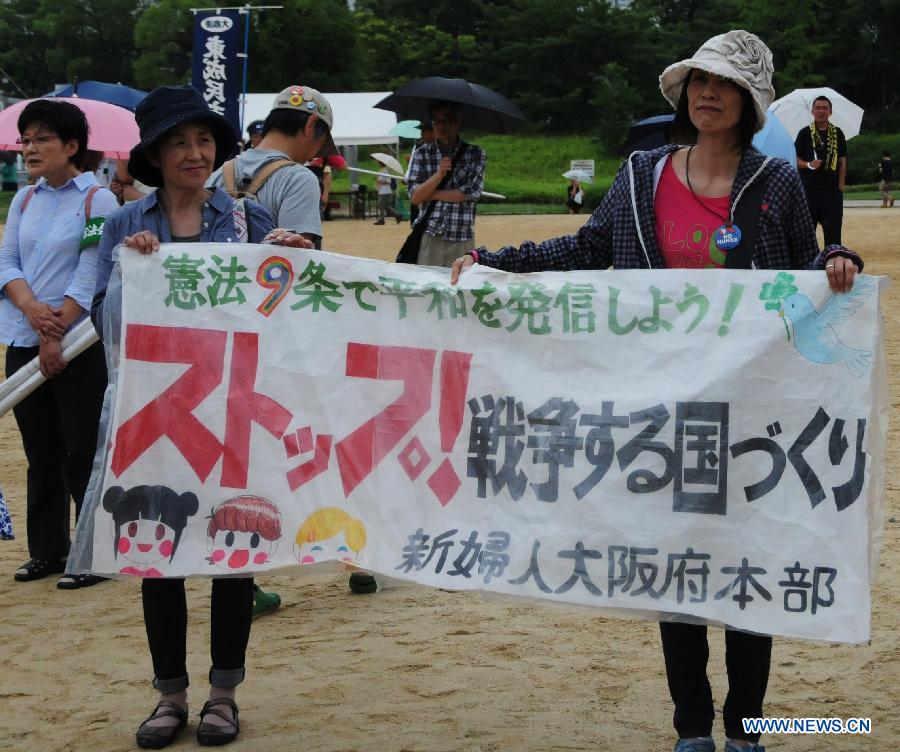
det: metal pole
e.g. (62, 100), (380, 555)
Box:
(239, 5), (250, 133)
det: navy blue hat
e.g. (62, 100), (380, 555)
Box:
(127, 85), (238, 187)
(247, 120), (264, 136)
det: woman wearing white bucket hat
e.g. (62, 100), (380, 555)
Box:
(452, 30), (863, 752)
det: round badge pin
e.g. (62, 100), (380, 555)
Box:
(715, 224), (742, 251)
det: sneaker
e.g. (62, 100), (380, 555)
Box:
(14, 557), (67, 582)
(724, 742), (765, 752)
(674, 738), (716, 752)
(373, 220), (385, 225)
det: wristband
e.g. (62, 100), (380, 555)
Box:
(807, 162), (814, 170)
(468, 249), (480, 263)
(824, 245), (864, 273)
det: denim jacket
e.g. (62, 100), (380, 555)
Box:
(92, 187), (274, 328)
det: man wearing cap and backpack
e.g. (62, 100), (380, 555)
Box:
(208, 85), (338, 249)
(207, 86), (378, 596)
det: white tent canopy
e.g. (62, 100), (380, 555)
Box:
(240, 92), (398, 147)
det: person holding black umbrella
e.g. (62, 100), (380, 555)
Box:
(407, 100), (486, 267)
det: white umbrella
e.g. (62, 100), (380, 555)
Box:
(371, 152), (405, 175)
(769, 87), (864, 139)
(562, 168), (593, 184)
(0, 319), (99, 417)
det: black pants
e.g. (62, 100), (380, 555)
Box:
(660, 622), (772, 743)
(142, 577), (254, 694)
(5, 342), (106, 560)
(804, 185), (843, 246)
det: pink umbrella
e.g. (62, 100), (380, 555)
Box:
(0, 97), (140, 158)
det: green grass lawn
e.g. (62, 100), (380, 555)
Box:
(0, 140), (888, 225)
(335, 134), (616, 208)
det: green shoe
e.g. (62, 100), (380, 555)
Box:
(252, 585), (281, 618)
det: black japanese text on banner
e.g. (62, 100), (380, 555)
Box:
(191, 10), (241, 136)
(69, 246), (888, 644)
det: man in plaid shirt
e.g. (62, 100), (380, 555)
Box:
(407, 100), (486, 266)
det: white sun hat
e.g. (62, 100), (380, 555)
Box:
(659, 30), (775, 131)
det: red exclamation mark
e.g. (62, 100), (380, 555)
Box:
(427, 350), (473, 505)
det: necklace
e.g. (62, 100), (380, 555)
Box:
(684, 145), (742, 252)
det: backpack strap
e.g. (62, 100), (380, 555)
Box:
(222, 159), (238, 194)
(84, 184), (101, 222)
(20, 183), (101, 218)
(245, 158), (294, 196)
(79, 185), (106, 250)
(19, 185), (37, 214)
(232, 198), (249, 243)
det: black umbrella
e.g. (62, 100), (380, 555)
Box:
(375, 77), (527, 133)
(620, 114), (675, 156)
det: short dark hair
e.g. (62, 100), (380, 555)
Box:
(883, 150), (892, 157)
(428, 100), (461, 119)
(262, 108), (329, 140)
(672, 70), (757, 150)
(813, 96), (833, 110)
(17, 99), (90, 168)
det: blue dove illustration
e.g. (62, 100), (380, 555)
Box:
(781, 277), (873, 378)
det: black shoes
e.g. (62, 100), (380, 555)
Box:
(13, 557), (67, 582)
(136, 701), (188, 749)
(197, 697), (240, 746)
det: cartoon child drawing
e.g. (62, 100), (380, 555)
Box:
(294, 507), (367, 565)
(103, 485), (199, 577)
(207, 495), (282, 571)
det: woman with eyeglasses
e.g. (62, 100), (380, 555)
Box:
(0, 99), (117, 589)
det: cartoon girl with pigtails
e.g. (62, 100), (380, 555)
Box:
(103, 485), (199, 577)
(294, 507), (367, 565)
(206, 495), (282, 571)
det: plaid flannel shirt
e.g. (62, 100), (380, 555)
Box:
(407, 140), (486, 243)
(478, 145), (860, 273)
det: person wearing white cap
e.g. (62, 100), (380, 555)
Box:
(209, 85), (337, 250)
(451, 30), (864, 752)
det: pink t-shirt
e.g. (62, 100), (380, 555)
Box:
(654, 158), (732, 269)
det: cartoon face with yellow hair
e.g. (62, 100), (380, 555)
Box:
(294, 507), (367, 565)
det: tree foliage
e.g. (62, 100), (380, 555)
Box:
(132, 0), (194, 89)
(0, 0), (137, 96)
(1, 0), (898, 142)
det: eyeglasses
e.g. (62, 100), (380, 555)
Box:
(16, 134), (58, 148)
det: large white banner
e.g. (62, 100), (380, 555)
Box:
(74, 245), (888, 643)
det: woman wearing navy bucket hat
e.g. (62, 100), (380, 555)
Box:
(451, 31), (863, 752)
(92, 85), (309, 749)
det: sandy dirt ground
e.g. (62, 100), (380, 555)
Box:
(0, 210), (898, 752)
